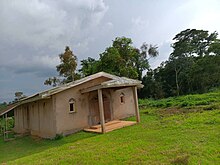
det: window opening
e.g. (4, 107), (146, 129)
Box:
(69, 98), (76, 113)
(120, 93), (125, 104)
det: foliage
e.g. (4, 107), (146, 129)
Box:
(0, 91), (219, 164)
(53, 134), (64, 140)
(0, 102), (7, 111)
(80, 37), (158, 80)
(14, 92), (26, 102)
(141, 29), (220, 98)
(44, 77), (60, 87)
(139, 88), (220, 109)
(14, 92), (23, 100)
(0, 117), (14, 130)
(56, 46), (77, 82)
(171, 28), (219, 58)
(79, 57), (99, 77)
(44, 46), (78, 86)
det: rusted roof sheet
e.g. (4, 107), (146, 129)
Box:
(0, 104), (18, 116)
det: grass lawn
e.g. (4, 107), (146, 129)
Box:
(0, 91), (220, 164)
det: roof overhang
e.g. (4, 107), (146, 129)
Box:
(0, 104), (18, 116)
(0, 94), (51, 117)
(81, 80), (143, 94)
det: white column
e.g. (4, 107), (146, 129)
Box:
(98, 89), (106, 133)
(133, 86), (140, 123)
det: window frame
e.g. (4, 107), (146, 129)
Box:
(69, 98), (76, 113)
(120, 92), (125, 104)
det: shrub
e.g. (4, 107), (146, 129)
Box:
(203, 104), (219, 111)
(53, 134), (64, 140)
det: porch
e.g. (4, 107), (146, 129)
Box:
(81, 77), (142, 134)
(84, 120), (136, 133)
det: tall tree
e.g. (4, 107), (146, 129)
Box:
(80, 37), (159, 80)
(80, 57), (100, 77)
(141, 29), (220, 98)
(170, 29), (219, 95)
(56, 46), (77, 82)
(44, 46), (78, 86)
(99, 37), (138, 78)
(171, 29), (218, 58)
(14, 91), (26, 102)
(135, 43), (159, 80)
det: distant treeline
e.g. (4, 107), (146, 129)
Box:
(139, 29), (220, 98)
(44, 28), (220, 99)
(140, 55), (220, 99)
(0, 102), (7, 110)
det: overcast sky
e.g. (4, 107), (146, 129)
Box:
(0, 0), (220, 102)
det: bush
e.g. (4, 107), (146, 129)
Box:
(53, 134), (64, 140)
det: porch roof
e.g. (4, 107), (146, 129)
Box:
(80, 77), (143, 93)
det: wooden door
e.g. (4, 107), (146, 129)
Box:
(89, 94), (111, 125)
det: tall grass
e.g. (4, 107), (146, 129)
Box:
(139, 89), (220, 109)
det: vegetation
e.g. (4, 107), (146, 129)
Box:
(44, 46), (78, 86)
(0, 90), (219, 164)
(139, 88), (220, 109)
(80, 37), (158, 80)
(140, 29), (220, 98)
(44, 37), (158, 87)
(0, 102), (7, 111)
(43, 29), (220, 100)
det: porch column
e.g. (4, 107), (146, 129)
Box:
(133, 86), (140, 123)
(98, 89), (106, 133)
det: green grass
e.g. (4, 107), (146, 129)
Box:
(139, 89), (220, 109)
(0, 90), (220, 164)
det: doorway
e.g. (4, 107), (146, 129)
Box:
(89, 92), (112, 125)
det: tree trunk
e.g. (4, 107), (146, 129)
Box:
(175, 67), (180, 96)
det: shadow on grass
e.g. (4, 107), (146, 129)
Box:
(0, 131), (98, 163)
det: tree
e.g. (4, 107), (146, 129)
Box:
(80, 37), (159, 80)
(80, 57), (99, 77)
(171, 29), (218, 58)
(190, 55), (220, 92)
(44, 46), (78, 86)
(139, 69), (164, 99)
(142, 29), (220, 98)
(135, 43), (159, 80)
(169, 29), (220, 95)
(44, 77), (60, 87)
(99, 37), (139, 78)
(56, 46), (77, 82)
(14, 91), (26, 102)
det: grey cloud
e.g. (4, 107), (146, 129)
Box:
(149, 41), (172, 69)
(1, 0), (220, 102)
(0, 0), (108, 76)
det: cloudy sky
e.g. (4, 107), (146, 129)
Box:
(0, 0), (220, 102)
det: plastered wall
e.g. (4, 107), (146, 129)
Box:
(54, 76), (111, 135)
(14, 99), (56, 138)
(110, 87), (136, 120)
(13, 77), (138, 138)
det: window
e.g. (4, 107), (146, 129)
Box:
(69, 98), (76, 113)
(120, 93), (125, 104)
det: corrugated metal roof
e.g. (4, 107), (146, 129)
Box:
(0, 104), (18, 116)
